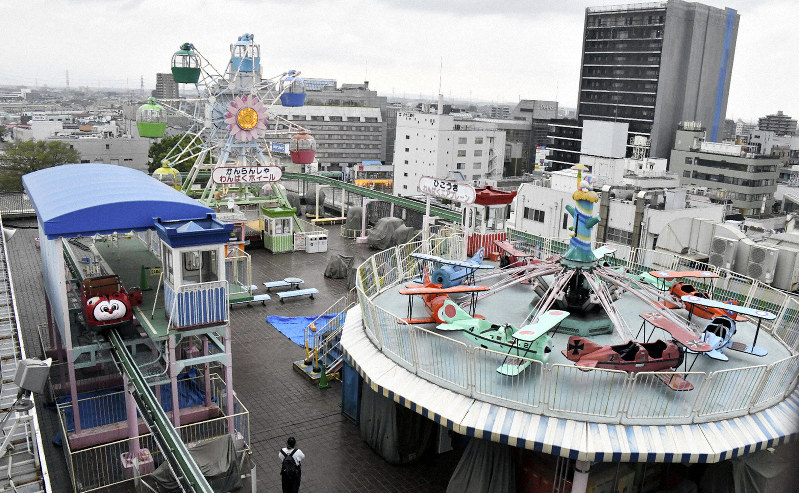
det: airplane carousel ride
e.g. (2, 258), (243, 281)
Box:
(342, 168), (799, 492)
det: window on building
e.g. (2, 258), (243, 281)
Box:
(456, 163), (465, 170)
(405, 135), (410, 139)
(458, 137), (467, 144)
(473, 162), (481, 169)
(473, 175), (481, 180)
(524, 207), (545, 223)
(606, 227), (633, 246)
(563, 213), (569, 230)
(404, 160), (408, 164)
(683, 171), (691, 178)
(457, 150), (467, 157)
(311, 116), (324, 121)
(403, 172), (408, 177)
(347, 117), (361, 122)
(105, 144), (110, 150)
(474, 137), (483, 145)
(684, 157), (693, 164)
(474, 150), (482, 157)
(403, 185), (407, 189)
(405, 148), (409, 152)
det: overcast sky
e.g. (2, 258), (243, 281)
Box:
(1, 0), (796, 121)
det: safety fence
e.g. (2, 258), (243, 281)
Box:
(58, 373), (249, 492)
(354, 232), (799, 425)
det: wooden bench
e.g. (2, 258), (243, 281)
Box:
(230, 293), (271, 308)
(263, 278), (304, 291)
(277, 288), (319, 303)
(311, 217), (346, 225)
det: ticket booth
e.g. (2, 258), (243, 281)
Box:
(261, 206), (297, 253)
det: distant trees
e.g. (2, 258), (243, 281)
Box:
(0, 140), (80, 192)
(147, 134), (209, 174)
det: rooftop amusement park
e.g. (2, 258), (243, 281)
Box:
(0, 31), (796, 493)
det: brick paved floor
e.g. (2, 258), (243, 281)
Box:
(5, 218), (459, 493)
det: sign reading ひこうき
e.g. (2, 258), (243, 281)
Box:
(417, 176), (476, 204)
(211, 166), (283, 184)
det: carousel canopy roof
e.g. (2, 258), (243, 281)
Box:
(23, 163), (214, 239)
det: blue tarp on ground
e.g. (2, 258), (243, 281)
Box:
(266, 314), (343, 346)
(54, 368), (209, 446)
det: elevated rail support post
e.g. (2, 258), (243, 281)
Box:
(357, 198), (377, 244)
(169, 334), (180, 427)
(462, 206), (469, 260)
(124, 374), (140, 457)
(203, 337), (211, 407)
(315, 184), (321, 220)
(66, 349), (81, 434)
(224, 325), (235, 435)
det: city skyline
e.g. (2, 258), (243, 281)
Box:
(1, 0), (796, 121)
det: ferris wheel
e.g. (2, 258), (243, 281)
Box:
(137, 33), (317, 208)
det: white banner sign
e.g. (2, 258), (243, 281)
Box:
(211, 166), (283, 184)
(417, 176), (476, 204)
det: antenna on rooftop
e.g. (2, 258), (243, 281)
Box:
(438, 56), (443, 96)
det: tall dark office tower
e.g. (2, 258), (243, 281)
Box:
(578, 1), (739, 158)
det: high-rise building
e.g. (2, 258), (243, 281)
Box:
(152, 73), (179, 99)
(758, 111), (797, 136)
(578, 1), (739, 158)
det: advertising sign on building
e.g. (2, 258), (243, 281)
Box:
(211, 166), (283, 184)
(417, 176), (476, 204)
(269, 142), (289, 154)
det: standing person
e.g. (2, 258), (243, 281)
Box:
(278, 436), (304, 493)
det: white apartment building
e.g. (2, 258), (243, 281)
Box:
(392, 111), (506, 196)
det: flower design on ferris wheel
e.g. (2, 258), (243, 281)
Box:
(224, 94), (268, 142)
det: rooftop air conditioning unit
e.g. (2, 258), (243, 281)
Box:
(746, 244), (779, 284)
(709, 236), (737, 270)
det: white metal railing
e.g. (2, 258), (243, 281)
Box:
(57, 374), (249, 492)
(165, 280), (229, 330)
(225, 249), (252, 294)
(353, 231), (799, 425)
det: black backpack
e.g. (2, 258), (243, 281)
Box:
(280, 449), (300, 479)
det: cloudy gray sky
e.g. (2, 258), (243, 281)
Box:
(1, 0), (796, 121)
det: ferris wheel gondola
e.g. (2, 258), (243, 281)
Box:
(279, 70), (306, 107)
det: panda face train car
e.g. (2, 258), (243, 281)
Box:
(80, 275), (143, 330)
